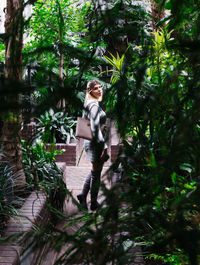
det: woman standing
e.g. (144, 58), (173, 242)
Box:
(77, 80), (109, 211)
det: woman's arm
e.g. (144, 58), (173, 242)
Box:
(90, 103), (109, 162)
(90, 104), (106, 146)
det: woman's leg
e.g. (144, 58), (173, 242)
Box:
(91, 161), (103, 172)
(90, 161), (104, 210)
(77, 171), (92, 210)
(77, 161), (103, 210)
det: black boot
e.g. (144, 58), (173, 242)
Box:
(77, 171), (92, 210)
(90, 170), (101, 211)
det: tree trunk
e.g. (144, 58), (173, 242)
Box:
(150, 0), (165, 30)
(59, 49), (64, 81)
(1, 0), (26, 191)
(58, 48), (66, 109)
(57, 0), (65, 110)
(5, 0), (23, 80)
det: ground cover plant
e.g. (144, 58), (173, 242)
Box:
(22, 140), (68, 220)
(0, 161), (27, 236)
(1, 0), (200, 264)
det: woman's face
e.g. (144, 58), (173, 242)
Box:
(90, 84), (102, 99)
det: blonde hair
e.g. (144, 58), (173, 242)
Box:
(85, 80), (102, 102)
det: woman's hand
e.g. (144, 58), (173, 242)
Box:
(100, 148), (109, 162)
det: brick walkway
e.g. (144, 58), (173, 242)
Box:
(0, 192), (47, 265)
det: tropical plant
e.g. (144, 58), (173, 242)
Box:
(146, 249), (189, 264)
(22, 140), (63, 188)
(102, 52), (125, 84)
(0, 44), (5, 62)
(24, 0), (93, 78)
(146, 28), (175, 82)
(100, 3), (200, 264)
(0, 162), (25, 235)
(22, 140), (67, 220)
(35, 108), (76, 144)
(39, 161), (68, 220)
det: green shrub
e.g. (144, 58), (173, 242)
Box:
(0, 163), (24, 235)
(36, 109), (76, 144)
(22, 141), (67, 217)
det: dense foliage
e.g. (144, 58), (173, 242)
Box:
(1, 0), (200, 264)
(22, 141), (67, 218)
(36, 109), (76, 144)
(0, 162), (25, 236)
